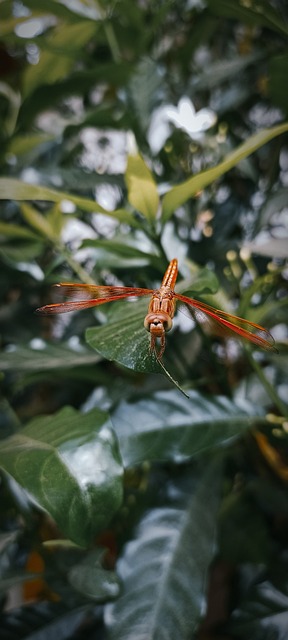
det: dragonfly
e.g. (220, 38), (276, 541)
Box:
(36, 258), (277, 358)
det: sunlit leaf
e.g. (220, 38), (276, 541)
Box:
(23, 22), (98, 96)
(20, 203), (57, 240)
(125, 153), (159, 222)
(162, 123), (288, 221)
(0, 408), (123, 547)
(105, 461), (222, 639)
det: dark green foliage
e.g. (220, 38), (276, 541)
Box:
(0, 0), (288, 638)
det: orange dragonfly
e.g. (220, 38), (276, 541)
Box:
(36, 258), (277, 358)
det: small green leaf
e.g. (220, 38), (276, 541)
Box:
(0, 408), (123, 547)
(68, 549), (120, 601)
(8, 133), (56, 156)
(178, 266), (219, 295)
(111, 389), (264, 467)
(105, 461), (222, 639)
(162, 122), (288, 221)
(125, 153), (159, 222)
(21, 203), (57, 240)
(0, 221), (40, 240)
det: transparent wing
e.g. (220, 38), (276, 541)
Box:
(35, 283), (154, 315)
(174, 292), (277, 352)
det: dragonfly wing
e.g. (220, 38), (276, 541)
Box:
(174, 293), (277, 352)
(35, 285), (154, 315)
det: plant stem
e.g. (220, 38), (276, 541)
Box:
(246, 350), (288, 417)
(56, 242), (95, 285)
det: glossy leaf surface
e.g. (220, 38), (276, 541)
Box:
(105, 461), (222, 639)
(111, 389), (264, 467)
(0, 408), (123, 546)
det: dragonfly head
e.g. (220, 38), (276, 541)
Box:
(144, 312), (172, 337)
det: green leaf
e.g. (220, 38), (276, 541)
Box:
(0, 408), (123, 547)
(125, 154), (159, 222)
(128, 57), (164, 131)
(0, 178), (137, 226)
(21, 203), (57, 240)
(111, 389), (264, 467)
(85, 300), (188, 395)
(0, 221), (40, 240)
(179, 266), (219, 295)
(18, 63), (132, 127)
(0, 602), (92, 640)
(68, 549), (120, 601)
(86, 297), (161, 375)
(105, 461), (222, 639)
(0, 341), (101, 371)
(161, 122), (288, 221)
(206, 0), (288, 36)
(8, 133), (56, 156)
(81, 238), (160, 265)
(23, 22), (97, 96)
(0, 241), (44, 264)
(228, 569), (288, 639)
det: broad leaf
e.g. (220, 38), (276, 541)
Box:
(85, 299), (188, 394)
(162, 123), (288, 221)
(85, 265), (220, 377)
(1, 341), (101, 371)
(0, 408), (123, 547)
(125, 154), (159, 222)
(81, 238), (161, 268)
(111, 389), (264, 467)
(86, 297), (161, 375)
(105, 461), (222, 640)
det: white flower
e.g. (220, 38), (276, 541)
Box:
(148, 97), (217, 154)
(166, 97), (217, 137)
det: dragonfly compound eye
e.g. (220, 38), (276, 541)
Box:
(144, 312), (172, 335)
